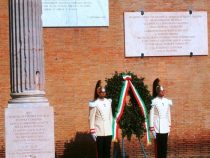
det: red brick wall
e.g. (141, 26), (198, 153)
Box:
(0, 0), (10, 156)
(1, 0), (210, 157)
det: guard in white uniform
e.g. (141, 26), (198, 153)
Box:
(89, 87), (113, 158)
(150, 85), (172, 158)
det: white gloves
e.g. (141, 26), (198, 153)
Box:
(150, 127), (156, 139)
(152, 131), (156, 139)
(91, 132), (97, 141)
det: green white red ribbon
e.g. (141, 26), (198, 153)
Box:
(112, 75), (151, 145)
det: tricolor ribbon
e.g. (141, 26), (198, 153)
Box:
(112, 75), (151, 145)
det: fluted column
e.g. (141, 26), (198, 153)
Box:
(9, 0), (47, 103)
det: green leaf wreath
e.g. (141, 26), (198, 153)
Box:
(105, 72), (152, 140)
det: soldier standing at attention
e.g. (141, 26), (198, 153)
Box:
(150, 79), (173, 158)
(89, 81), (113, 158)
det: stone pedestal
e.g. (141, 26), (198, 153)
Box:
(5, 105), (55, 158)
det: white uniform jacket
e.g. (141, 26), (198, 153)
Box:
(89, 98), (113, 136)
(150, 97), (172, 134)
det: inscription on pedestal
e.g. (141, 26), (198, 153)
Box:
(5, 107), (55, 158)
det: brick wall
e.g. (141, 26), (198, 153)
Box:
(0, 0), (210, 157)
(0, 0), (10, 156)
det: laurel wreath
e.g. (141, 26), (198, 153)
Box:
(105, 71), (152, 140)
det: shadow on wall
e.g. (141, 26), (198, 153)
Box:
(0, 146), (5, 158)
(57, 132), (122, 158)
(59, 132), (96, 158)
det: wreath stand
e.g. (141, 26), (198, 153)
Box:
(113, 136), (148, 158)
(121, 136), (148, 158)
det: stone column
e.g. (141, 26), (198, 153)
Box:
(5, 1), (55, 158)
(9, 0), (47, 104)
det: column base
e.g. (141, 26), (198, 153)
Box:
(9, 90), (49, 105)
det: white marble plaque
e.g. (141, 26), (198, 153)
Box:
(5, 107), (55, 158)
(124, 12), (208, 57)
(42, 0), (109, 27)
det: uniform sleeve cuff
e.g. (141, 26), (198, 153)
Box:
(150, 127), (155, 131)
(90, 129), (96, 133)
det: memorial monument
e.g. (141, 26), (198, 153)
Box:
(5, 0), (55, 158)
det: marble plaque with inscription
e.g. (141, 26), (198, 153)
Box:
(5, 106), (55, 158)
(42, 0), (109, 27)
(124, 12), (208, 57)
